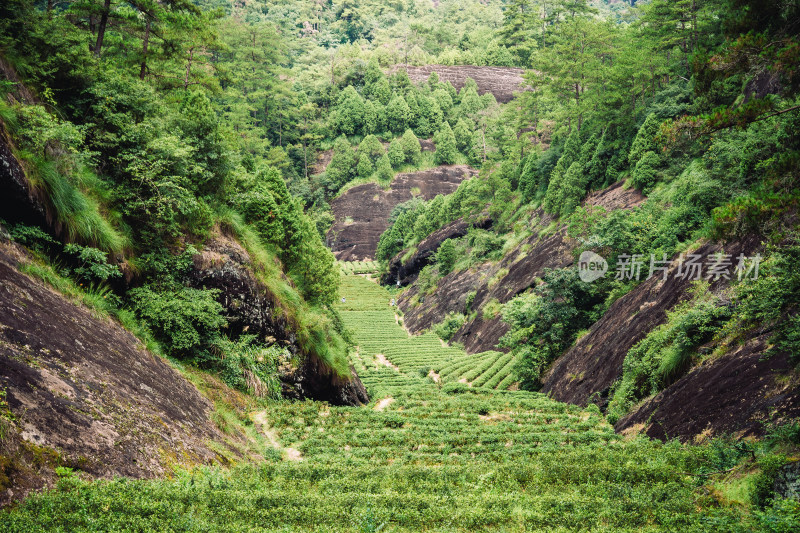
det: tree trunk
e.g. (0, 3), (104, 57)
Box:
(183, 46), (195, 89)
(139, 17), (151, 80)
(94, 0), (112, 58)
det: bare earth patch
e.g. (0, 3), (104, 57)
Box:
(479, 413), (512, 423)
(427, 370), (440, 383)
(252, 411), (303, 461)
(375, 353), (400, 372)
(374, 398), (395, 411)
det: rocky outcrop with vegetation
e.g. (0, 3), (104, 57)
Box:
(400, 65), (526, 104)
(0, 236), (229, 506)
(187, 233), (368, 406)
(397, 181), (645, 354)
(328, 165), (476, 260)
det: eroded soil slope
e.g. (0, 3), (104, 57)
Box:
(400, 65), (527, 103)
(0, 238), (229, 505)
(328, 165), (476, 260)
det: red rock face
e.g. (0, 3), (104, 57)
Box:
(399, 65), (528, 104)
(327, 165), (477, 261)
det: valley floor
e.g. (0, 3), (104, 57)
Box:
(0, 274), (753, 531)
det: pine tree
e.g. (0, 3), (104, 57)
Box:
(325, 136), (356, 193)
(363, 100), (378, 134)
(628, 113), (662, 167)
(400, 129), (422, 165)
(358, 135), (384, 162)
(436, 238), (457, 274)
(375, 153), (394, 182)
(434, 121), (458, 165)
(558, 161), (588, 217)
(543, 129), (582, 214)
(356, 152), (374, 179)
(459, 86), (484, 117)
(333, 85), (365, 136)
(453, 118), (473, 153)
(630, 151), (660, 192)
(388, 138), (405, 168)
(405, 90), (422, 132)
(386, 94), (411, 134)
(427, 71), (440, 90)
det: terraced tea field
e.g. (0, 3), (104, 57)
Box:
(337, 274), (518, 391)
(339, 260), (380, 275)
(1, 274), (754, 531)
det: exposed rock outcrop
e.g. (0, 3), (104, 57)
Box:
(382, 216), (492, 286)
(540, 233), (800, 441)
(0, 237), (227, 506)
(398, 65), (527, 104)
(0, 127), (48, 231)
(187, 232), (368, 406)
(328, 165), (476, 261)
(615, 333), (800, 441)
(397, 180), (645, 354)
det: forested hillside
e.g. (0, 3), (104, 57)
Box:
(1, 0), (800, 530)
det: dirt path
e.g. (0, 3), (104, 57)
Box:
(375, 353), (400, 372)
(252, 411), (303, 461)
(374, 397), (395, 411)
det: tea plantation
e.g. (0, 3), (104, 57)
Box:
(338, 274), (517, 391)
(0, 274), (773, 531)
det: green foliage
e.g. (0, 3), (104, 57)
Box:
(436, 238), (457, 274)
(63, 243), (121, 284)
(129, 286), (226, 361)
(211, 335), (284, 399)
(387, 138), (405, 168)
(356, 153), (374, 179)
(607, 284), (733, 424)
(178, 91), (229, 197)
(433, 121), (458, 165)
(375, 153), (393, 183)
(399, 129), (421, 165)
(325, 136), (357, 193)
(433, 313), (466, 342)
(543, 128), (582, 215)
(453, 118), (473, 153)
(630, 150), (661, 192)
(333, 86), (366, 136)
(720, 243), (800, 362)
(502, 268), (604, 389)
(628, 113), (662, 168)
(386, 94), (411, 134)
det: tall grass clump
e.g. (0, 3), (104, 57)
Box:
(20, 154), (127, 255)
(607, 282), (732, 424)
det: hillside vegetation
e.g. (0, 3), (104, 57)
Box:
(0, 0), (799, 529)
(377, 0), (800, 438)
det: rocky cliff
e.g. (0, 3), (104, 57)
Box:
(398, 65), (527, 104)
(0, 236), (230, 506)
(397, 180), (645, 354)
(187, 233), (368, 406)
(328, 165), (476, 260)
